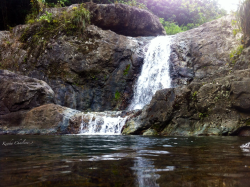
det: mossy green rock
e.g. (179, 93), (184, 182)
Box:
(143, 129), (158, 136)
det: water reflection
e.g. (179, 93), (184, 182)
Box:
(1, 136), (250, 186)
(133, 157), (160, 187)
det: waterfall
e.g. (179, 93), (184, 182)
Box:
(129, 35), (173, 110)
(79, 112), (127, 135)
(79, 36), (173, 135)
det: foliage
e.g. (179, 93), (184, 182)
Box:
(123, 64), (130, 76)
(71, 4), (91, 33)
(199, 112), (208, 119)
(160, 18), (199, 35)
(114, 91), (121, 101)
(37, 11), (53, 23)
(237, 0), (250, 37)
(229, 45), (244, 64)
(20, 3), (91, 57)
(139, 0), (226, 29)
(0, 0), (227, 31)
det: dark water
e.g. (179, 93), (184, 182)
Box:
(1, 135), (250, 187)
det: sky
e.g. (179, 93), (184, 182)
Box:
(218, 0), (239, 13)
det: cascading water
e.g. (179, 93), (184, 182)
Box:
(79, 36), (173, 135)
(129, 35), (173, 110)
(79, 112), (127, 135)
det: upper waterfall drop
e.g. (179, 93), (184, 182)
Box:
(78, 35), (173, 135)
(129, 35), (174, 110)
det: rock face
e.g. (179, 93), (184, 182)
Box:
(0, 24), (149, 111)
(123, 15), (250, 136)
(170, 15), (241, 87)
(0, 70), (54, 115)
(86, 3), (166, 37)
(41, 3), (166, 37)
(0, 70), (81, 135)
(122, 69), (250, 136)
(0, 104), (80, 135)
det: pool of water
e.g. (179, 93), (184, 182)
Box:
(1, 135), (250, 187)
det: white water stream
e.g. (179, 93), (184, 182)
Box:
(79, 36), (173, 135)
(129, 36), (173, 110)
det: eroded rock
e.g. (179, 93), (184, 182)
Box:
(0, 70), (54, 115)
(123, 69), (250, 136)
(0, 104), (80, 135)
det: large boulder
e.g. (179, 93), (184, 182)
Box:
(0, 70), (54, 115)
(85, 3), (166, 37)
(0, 104), (80, 135)
(41, 3), (166, 37)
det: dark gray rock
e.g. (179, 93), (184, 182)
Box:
(85, 3), (166, 37)
(0, 24), (149, 111)
(42, 3), (166, 37)
(123, 69), (250, 136)
(170, 15), (242, 87)
(0, 70), (54, 115)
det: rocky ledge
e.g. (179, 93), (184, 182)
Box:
(41, 3), (166, 37)
(122, 15), (250, 136)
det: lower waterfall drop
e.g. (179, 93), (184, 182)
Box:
(78, 35), (173, 135)
(129, 35), (173, 110)
(79, 112), (127, 135)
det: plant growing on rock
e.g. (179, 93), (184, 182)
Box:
(37, 11), (53, 23)
(229, 45), (244, 64)
(114, 91), (121, 101)
(123, 64), (130, 76)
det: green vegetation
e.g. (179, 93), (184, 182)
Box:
(191, 91), (198, 101)
(1, 0), (226, 32)
(123, 64), (130, 76)
(37, 11), (53, 23)
(21, 3), (90, 42)
(199, 112), (208, 119)
(229, 45), (244, 64)
(114, 91), (121, 101)
(160, 18), (199, 35)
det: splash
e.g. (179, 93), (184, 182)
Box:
(79, 112), (127, 135)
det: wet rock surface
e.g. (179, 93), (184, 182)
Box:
(123, 15), (250, 136)
(0, 24), (149, 111)
(2, 11), (250, 136)
(122, 69), (250, 136)
(0, 104), (80, 135)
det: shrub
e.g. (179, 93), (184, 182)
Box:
(71, 4), (91, 33)
(160, 18), (199, 35)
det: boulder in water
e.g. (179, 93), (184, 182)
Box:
(0, 104), (80, 135)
